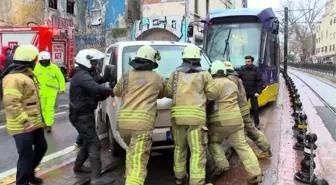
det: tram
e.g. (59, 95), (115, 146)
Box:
(203, 8), (280, 107)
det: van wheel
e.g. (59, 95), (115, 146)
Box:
(106, 116), (125, 157)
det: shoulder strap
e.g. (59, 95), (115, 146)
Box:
(172, 71), (178, 105)
(121, 72), (129, 97)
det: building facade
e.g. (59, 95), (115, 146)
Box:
(132, 0), (237, 45)
(314, 0), (336, 63)
(75, 0), (141, 51)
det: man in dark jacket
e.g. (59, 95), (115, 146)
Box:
(239, 55), (263, 129)
(5, 45), (19, 69)
(69, 49), (114, 185)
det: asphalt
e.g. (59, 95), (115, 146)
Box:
(0, 111), (77, 174)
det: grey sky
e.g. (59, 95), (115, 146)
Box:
(248, 0), (282, 9)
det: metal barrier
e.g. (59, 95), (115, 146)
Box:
(288, 63), (336, 76)
(280, 68), (330, 185)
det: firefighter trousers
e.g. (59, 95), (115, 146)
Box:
(172, 124), (208, 185)
(119, 129), (153, 185)
(243, 114), (270, 152)
(208, 125), (261, 179)
(40, 95), (57, 127)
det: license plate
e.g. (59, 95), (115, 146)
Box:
(166, 131), (172, 140)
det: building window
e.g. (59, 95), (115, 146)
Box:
(333, 44), (335, 51)
(334, 17), (336, 23)
(194, 0), (198, 14)
(49, 0), (57, 9)
(331, 19), (333, 25)
(325, 46), (327, 52)
(322, 47), (324, 52)
(66, 0), (75, 14)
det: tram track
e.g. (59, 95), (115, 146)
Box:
(288, 70), (336, 117)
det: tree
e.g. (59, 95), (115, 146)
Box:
(278, 0), (325, 62)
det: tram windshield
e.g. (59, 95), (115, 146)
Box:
(205, 23), (263, 68)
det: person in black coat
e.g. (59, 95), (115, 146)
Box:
(69, 49), (115, 185)
(239, 55), (263, 129)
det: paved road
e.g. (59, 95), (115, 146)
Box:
(289, 69), (336, 140)
(0, 113), (77, 174)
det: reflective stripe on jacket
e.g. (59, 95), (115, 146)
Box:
(34, 62), (65, 95)
(207, 77), (243, 127)
(227, 75), (250, 116)
(2, 72), (44, 135)
(113, 70), (166, 130)
(166, 71), (219, 126)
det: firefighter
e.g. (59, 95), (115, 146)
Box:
(34, 51), (65, 133)
(69, 49), (114, 185)
(113, 45), (165, 185)
(224, 61), (272, 159)
(2, 45), (47, 185)
(165, 45), (218, 185)
(207, 61), (262, 184)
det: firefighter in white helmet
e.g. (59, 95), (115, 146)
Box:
(2, 45), (47, 185)
(69, 49), (114, 185)
(33, 51), (65, 133)
(113, 45), (166, 185)
(223, 61), (272, 159)
(207, 60), (262, 184)
(165, 45), (218, 185)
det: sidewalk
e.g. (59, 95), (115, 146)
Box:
(215, 76), (336, 185)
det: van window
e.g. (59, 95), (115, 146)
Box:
(122, 45), (211, 78)
(108, 47), (117, 65)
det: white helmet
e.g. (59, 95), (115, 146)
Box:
(182, 45), (201, 59)
(75, 49), (105, 69)
(38, 51), (51, 61)
(136, 45), (160, 62)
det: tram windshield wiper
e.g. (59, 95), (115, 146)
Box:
(223, 28), (232, 61)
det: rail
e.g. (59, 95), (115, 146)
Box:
(288, 62), (336, 77)
(288, 70), (336, 116)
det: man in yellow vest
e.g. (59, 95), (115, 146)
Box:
(2, 45), (47, 185)
(207, 61), (262, 184)
(34, 51), (65, 133)
(165, 45), (218, 185)
(224, 61), (272, 159)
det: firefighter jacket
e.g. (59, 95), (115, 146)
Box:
(166, 71), (219, 126)
(2, 69), (44, 136)
(113, 70), (166, 131)
(227, 74), (250, 116)
(33, 62), (65, 95)
(207, 77), (244, 127)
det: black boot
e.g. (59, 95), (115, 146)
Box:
(74, 165), (91, 173)
(29, 177), (43, 185)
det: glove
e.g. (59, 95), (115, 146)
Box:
(255, 93), (260, 97)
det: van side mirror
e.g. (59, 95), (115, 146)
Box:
(103, 64), (117, 84)
(187, 24), (194, 37)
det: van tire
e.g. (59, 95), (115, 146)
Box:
(106, 116), (125, 157)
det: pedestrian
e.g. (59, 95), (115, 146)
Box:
(5, 45), (19, 69)
(165, 45), (218, 185)
(224, 61), (272, 159)
(113, 45), (166, 185)
(2, 45), (48, 185)
(207, 61), (262, 184)
(0, 46), (10, 70)
(238, 55), (263, 129)
(69, 49), (114, 185)
(34, 51), (65, 133)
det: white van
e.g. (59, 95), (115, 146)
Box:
(96, 41), (212, 156)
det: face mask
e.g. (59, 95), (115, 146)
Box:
(40, 60), (50, 67)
